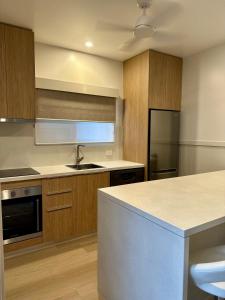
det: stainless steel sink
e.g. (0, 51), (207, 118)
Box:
(66, 163), (103, 170)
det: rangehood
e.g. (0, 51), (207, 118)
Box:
(0, 118), (34, 123)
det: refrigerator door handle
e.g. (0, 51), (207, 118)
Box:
(152, 168), (177, 174)
(151, 169), (178, 180)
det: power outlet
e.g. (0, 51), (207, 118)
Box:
(105, 150), (113, 157)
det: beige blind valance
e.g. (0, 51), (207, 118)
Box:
(36, 89), (116, 122)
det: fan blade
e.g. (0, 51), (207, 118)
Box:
(96, 21), (133, 33)
(119, 36), (140, 52)
(151, 1), (182, 28)
(153, 29), (184, 43)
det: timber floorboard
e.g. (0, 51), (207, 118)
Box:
(4, 235), (99, 300)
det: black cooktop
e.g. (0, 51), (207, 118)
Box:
(0, 168), (40, 178)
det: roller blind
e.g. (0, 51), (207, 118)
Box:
(36, 89), (116, 122)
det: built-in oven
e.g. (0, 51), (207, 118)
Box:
(1, 186), (42, 245)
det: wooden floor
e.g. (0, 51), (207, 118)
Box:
(4, 235), (99, 300)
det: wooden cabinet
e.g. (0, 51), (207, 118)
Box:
(149, 50), (182, 110)
(1, 179), (41, 190)
(42, 176), (74, 242)
(73, 172), (110, 236)
(42, 172), (110, 242)
(0, 23), (35, 119)
(123, 51), (149, 176)
(123, 50), (183, 177)
(3, 172), (108, 250)
(0, 25), (7, 117)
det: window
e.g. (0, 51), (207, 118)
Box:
(75, 122), (114, 143)
(35, 119), (115, 145)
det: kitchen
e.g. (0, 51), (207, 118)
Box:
(0, 0), (225, 300)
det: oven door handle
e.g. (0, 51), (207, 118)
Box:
(36, 198), (40, 232)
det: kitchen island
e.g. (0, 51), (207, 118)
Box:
(98, 171), (225, 300)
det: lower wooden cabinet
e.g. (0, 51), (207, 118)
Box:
(42, 176), (74, 242)
(73, 172), (110, 236)
(44, 208), (73, 242)
(3, 172), (109, 251)
(42, 172), (110, 242)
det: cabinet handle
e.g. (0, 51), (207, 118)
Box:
(47, 204), (72, 212)
(46, 189), (72, 196)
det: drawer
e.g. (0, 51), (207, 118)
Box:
(2, 179), (42, 190)
(43, 176), (73, 196)
(45, 193), (73, 212)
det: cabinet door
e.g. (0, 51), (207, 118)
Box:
(165, 55), (183, 110)
(43, 177), (73, 242)
(44, 207), (73, 242)
(0, 24), (7, 117)
(4, 25), (35, 119)
(74, 172), (110, 236)
(149, 50), (182, 111)
(123, 51), (149, 175)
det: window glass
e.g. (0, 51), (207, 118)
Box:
(75, 122), (114, 143)
(35, 120), (115, 145)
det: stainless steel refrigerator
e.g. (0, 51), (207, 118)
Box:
(148, 109), (180, 180)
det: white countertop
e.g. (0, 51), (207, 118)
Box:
(0, 160), (144, 183)
(99, 170), (225, 237)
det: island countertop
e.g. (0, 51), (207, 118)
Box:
(99, 170), (225, 237)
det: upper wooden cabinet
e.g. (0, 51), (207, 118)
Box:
(149, 50), (183, 111)
(0, 25), (7, 117)
(0, 23), (35, 119)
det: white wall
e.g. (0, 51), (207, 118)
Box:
(0, 43), (123, 169)
(35, 43), (123, 97)
(180, 43), (225, 175)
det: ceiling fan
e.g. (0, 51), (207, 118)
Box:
(97, 0), (181, 52)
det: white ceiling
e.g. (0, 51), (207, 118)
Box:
(0, 0), (225, 61)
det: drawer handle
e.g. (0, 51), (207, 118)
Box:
(46, 189), (72, 196)
(47, 204), (72, 212)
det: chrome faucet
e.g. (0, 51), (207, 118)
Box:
(75, 144), (85, 165)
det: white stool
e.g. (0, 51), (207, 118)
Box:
(190, 245), (225, 300)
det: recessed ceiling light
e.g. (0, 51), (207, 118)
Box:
(85, 41), (93, 48)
